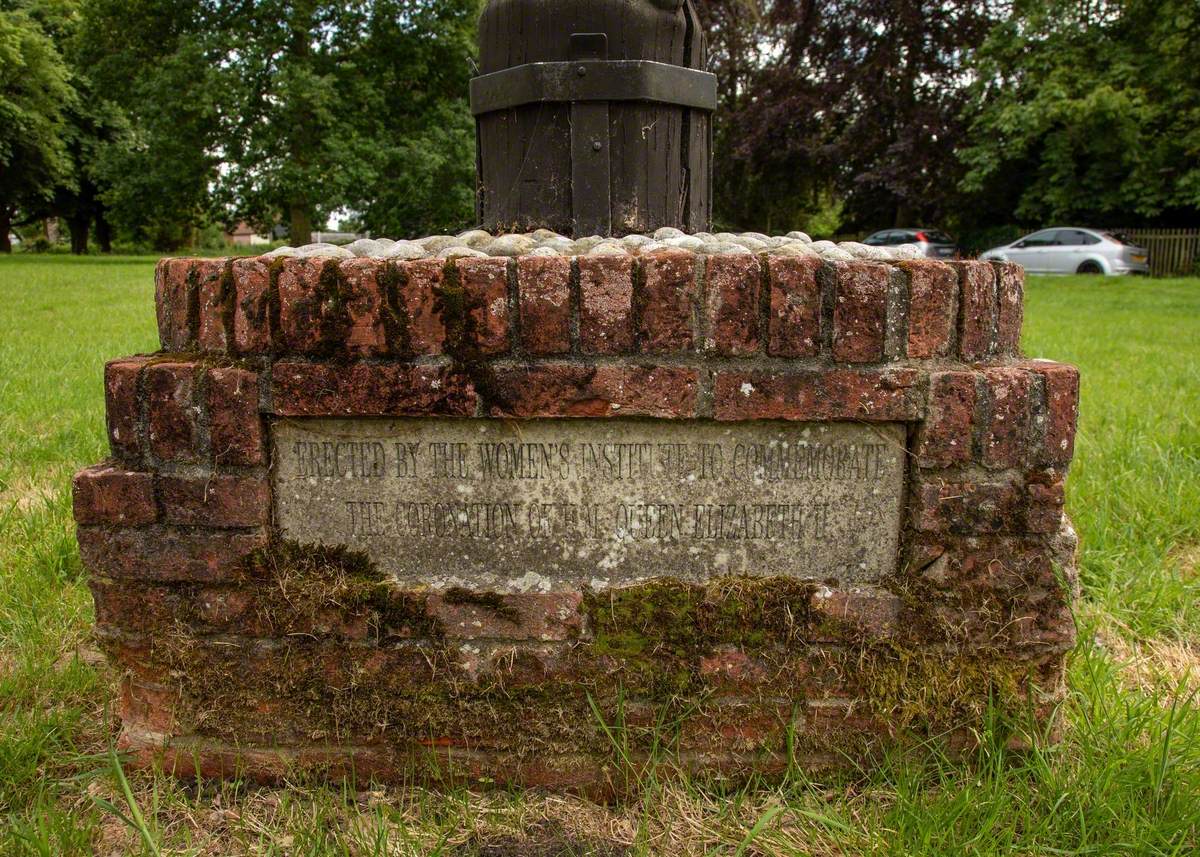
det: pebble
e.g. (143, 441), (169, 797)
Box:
(486, 234), (537, 256)
(589, 242), (629, 256)
(269, 230), (932, 264)
(380, 241), (426, 261)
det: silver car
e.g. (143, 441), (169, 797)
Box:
(864, 228), (959, 259)
(981, 228), (1149, 275)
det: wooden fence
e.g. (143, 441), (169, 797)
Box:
(1119, 228), (1200, 277)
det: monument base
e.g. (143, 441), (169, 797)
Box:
(76, 251), (1079, 791)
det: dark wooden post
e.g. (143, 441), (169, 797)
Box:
(472, 0), (716, 237)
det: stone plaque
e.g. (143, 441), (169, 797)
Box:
(272, 419), (906, 591)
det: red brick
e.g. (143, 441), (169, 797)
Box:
(207, 367), (263, 466)
(810, 589), (902, 641)
(155, 258), (197, 350)
(195, 259), (232, 352)
(913, 476), (1027, 535)
(767, 256), (821, 357)
(638, 250), (696, 352)
(278, 257), (333, 352)
(699, 648), (773, 689)
(714, 368), (921, 422)
(121, 677), (177, 734)
(950, 261), (997, 361)
(1026, 478), (1066, 534)
(73, 465), (157, 526)
(398, 259), (447, 355)
(899, 260), (956, 358)
(340, 259), (389, 357)
(579, 255), (634, 353)
(78, 526), (267, 582)
(455, 257), (511, 356)
(981, 367), (1033, 469)
(993, 262), (1024, 355)
(1026, 361), (1079, 467)
(232, 258), (274, 354)
(158, 474), (270, 528)
(706, 254), (761, 356)
(145, 362), (200, 463)
(917, 371), (978, 468)
(517, 256), (571, 355)
(105, 357), (150, 461)
(832, 262), (888, 362)
(271, 361), (476, 417)
(492, 364), (698, 418)
(427, 592), (584, 641)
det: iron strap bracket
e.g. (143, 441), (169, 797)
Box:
(470, 60), (718, 116)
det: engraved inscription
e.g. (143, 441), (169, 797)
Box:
(273, 419), (907, 591)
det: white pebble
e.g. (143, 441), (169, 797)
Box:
(589, 242), (629, 256)
(440, 246), (489, 260)
(380, 241), (427, 261)
(486, 234), (537, 256)
(702, 242), (753, 256)
(347, 238), (386, 258)
(787, 231), (813, 243)
(456, 229), (493, 249)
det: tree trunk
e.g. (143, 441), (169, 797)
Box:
(0, 208), (12, 254)
(289, 204), (314, 246)
(68, 213), (90, 254)
(96, 207), (113, 253)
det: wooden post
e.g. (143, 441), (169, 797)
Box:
(472, 0), (716, 237)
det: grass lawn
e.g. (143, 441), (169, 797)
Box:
(1, 255), (1198, 855)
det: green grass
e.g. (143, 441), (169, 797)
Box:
(0, 258), (1198, 855)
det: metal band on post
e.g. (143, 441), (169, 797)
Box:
(470, 60), (719, 115)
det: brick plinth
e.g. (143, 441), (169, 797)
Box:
(77, 251), (1079, 792)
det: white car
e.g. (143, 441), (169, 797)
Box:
(981, 228), (1149, 275)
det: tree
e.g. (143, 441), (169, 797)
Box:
(80, 0), (479, 245)
(959, 0), (1200, 227)
(0, 6), (75, 252)
(696, 0), (993, 235)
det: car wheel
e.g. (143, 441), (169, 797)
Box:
(1076, 260), (1104, 275)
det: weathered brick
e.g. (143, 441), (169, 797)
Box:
(993, 262), (1024, 355)
(145, 362), (200, 463)
(78, 526), (267, 582)
(158, 474), (270, 528)
(492, 364), (698, 418)
(232, 258), (274, 354)
(207, 367), (263, 466)
(1026, 361), (1080, 467)
(767, 256), (821, 357)
(271, 361), (476, 417)
(72, 465), (157, 526)
(397, 259), (447, 355)
(456, 257), (511, 356)
(810, 588), (903, 641)
(913, 476), (1027, 535)
(832, 262), (888, 362)
(340, 259), (389, 357)
(121, 677), (177, 733)
(579, 255), (634, 353)
(706, 254), (761, 356)
(195, 259), (232, 352)
(105, 357), (150, 461)
(698, 648), (774, 690)
(899, 260), (957, 358)
(917, 371), (978, 468)
(155, 258), (197, 350)
(714, 369), (921, 422)
(1026, 478), (1066, 534)
(951, 261), (997, 361)
(517, 256), (571, 355)
(638, 250), (696, 353)
(278, 257), (333, 353)
(427, 592), (584, 641)
(981, 367), (1033, 469)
